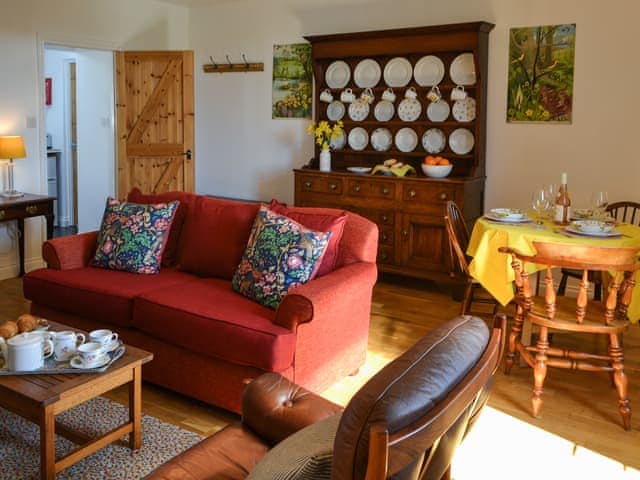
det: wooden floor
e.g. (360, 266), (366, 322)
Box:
(1, 274), (638, 472)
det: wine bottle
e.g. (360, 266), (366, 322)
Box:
(554, 172), (571, 224)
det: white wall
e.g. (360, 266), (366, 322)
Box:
(0, 0), (188, 278)
(189, 0), (640, 209)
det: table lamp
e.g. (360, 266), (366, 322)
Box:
(0, 135), (26, 198)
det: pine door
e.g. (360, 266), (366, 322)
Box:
(115, 51), (194, 198)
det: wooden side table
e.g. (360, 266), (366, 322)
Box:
(0, 194), (55, 276)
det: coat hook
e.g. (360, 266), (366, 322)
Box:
(226, 54), (232, 66)
(242, 54), (249, 67)
(209, 56), (218, 68)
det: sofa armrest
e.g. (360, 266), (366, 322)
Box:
(241, 372), (343, 446)
(274, 261), (378, 331)
(42, 231), (99, 270)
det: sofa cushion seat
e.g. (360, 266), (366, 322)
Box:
(23, 267), (195, 328)
(132, 277), (296, 371)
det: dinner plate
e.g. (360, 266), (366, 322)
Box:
(395, 127), (418, 152)
(330, 131), (346, 150)
(568, 220), (615, 235)
(488, 208), (525, 221)
(348, 99), (370, 121)
(347, 166), (372, 174)
(484, 212), (533, 224)
(354, 58), (381, 88)
(326, 100), (345, 121)
(452, 97), (476, 122)
(383, 57), (413, 87)
(413, 55), (445, 86)
(374, 100), (395, 121)
(449, 128), (475, 154)
(450, 53), (476, 85)
(371, 128), (393, 152)
(325, 60), (351, 89)
(426, 100), (450, 122)
(348, 127), (369, 151)
(397, 98), (422, 122)
(421, 128), (446, 154)
(564, 226), (621, 238)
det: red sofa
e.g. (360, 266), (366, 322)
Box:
(23, 191), (379, 413)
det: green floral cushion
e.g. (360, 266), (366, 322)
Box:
(91, 198), (178, 274)
(232, 206), (331, 309)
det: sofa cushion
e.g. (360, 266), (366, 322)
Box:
(269, 200), (347, 277)
(132, 277), (296, 371)
(23, 267), (194, 328)
(128, 188), (198, 267)
(177, 197), (260, 279)
(232, 206), (331, 309)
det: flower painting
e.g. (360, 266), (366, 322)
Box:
(272, 43), (312, 119)
(507, 24), (576, 123)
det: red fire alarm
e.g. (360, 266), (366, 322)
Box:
(45, 78), (52, 106)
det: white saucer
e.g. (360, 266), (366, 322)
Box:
(103, 340), (121, 353)
(70, 353), (110, 370)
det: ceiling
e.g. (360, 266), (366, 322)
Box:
(154, 0), (238, 6)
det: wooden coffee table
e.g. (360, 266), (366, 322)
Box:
(0, 322), (153, 479)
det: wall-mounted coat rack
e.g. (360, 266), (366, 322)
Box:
(203, 54), (264, 73)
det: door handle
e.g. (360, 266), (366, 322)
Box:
(183, 149), (192, 160)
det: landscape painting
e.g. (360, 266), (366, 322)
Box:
(507, 24), (576, 123)
(272, 43), (312, 119)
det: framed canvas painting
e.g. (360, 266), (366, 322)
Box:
(272, 43), (312, 119)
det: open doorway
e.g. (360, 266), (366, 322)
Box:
(43, 45), (115, 235)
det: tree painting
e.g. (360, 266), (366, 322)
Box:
(272, 43), (312, 119)
(507, 24), (576, 123)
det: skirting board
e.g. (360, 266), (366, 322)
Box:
(0, 257), (46, 281)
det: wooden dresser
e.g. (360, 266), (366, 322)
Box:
(295, 22), (493, 281)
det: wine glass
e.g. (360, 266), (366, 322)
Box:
(591, 191), (609, 218)
(544, 184), (558, 219)
(532, 189), (550, 228)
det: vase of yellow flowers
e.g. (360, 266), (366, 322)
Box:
(307, 120), (344, 172)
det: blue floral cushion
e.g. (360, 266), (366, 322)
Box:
(232, 206), (331, 309)
(91, 198), (179, 274)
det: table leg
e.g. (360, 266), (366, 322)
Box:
(45, 212), (54, 240)
(40, 405), (56, 480)
(129, 365), (142, 450)
(17, 217), (25, 277)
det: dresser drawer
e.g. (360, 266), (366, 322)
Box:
(0, 201), (52, 221)
(379, 225), (394, 246)
(347, 179), (395, 200)
(377, 245), (394, 265)
(298, 175), (343, 195)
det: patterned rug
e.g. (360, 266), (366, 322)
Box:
(0, 396), (203, 479)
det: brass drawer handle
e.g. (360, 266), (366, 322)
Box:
(380, 253), (388, 261)
(382, 233), (388, 241)
(0, 210), (5, 220)
(353, 185), (361, 192)
(402, 230), (409, 237)
(26, 205), (38, 215)
(329, 183), (338, 190)
(381, 215), (388, 222)
(304, 181), (312, 188)
(382, 187), (389, 194)
(409, 190), (417, 198)
(439, 192), (448, 200)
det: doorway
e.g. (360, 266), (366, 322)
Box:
(43, 45), (115, 234)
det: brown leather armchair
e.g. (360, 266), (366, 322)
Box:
(146, 314), (506, 480)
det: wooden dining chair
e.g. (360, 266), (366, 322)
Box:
(558, 201), (640, 299)
(444, 201), (498, 316)
(499, 241), (640, 429)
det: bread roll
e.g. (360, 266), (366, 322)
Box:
(0, 321), (19, 339)
(17, 314), (38, 333)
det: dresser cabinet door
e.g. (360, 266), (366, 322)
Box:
(398, 214), (451, 273)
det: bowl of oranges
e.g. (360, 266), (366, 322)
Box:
(422, 156), (453, 178)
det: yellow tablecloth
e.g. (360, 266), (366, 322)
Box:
(467, 217), (640, 322)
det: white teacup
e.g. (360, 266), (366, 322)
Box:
(381, 88), (396, 102)
(427, 85), (442, 102)
(451, 85), (467, 101)
(51, 330), (85, 362)
(340, 88), (355, 103)
(405, 87), (418, 100)
(77, 342), (106, 367)
(319, 89), (333, 103)
(360, 87), (375, 104)
(89, 329), (118, 349)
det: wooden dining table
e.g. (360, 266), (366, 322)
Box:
(466, 216), (640, 323)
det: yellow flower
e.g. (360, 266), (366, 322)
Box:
(525, 109), (533, 117)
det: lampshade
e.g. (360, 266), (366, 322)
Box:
(0, 136), (27, 160)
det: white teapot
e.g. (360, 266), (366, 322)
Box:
(0, 333), (54, 371)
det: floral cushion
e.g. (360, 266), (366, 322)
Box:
(91, 198), (179, 274)
(232, 206), (331, 309)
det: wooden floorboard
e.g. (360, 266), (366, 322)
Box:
(1, 273), (638, 470)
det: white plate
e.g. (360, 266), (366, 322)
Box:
(326, 100), (345, 121)
(450, 53), (476, 86)
(395, 127), (418, 153)
(488, 208), (525, 221)
(348, 99), (370, 121)
(414, 55), (445, 86)
(371, 128), (393, 152)
(347, 166), (372, 174)
(452, 97), (476, 122)
(564, 226), (621, 237)
(348, 127), (369, 151)
(426, 100), (450, 122)
(383, 57), (413, 87)
(397, 98), (422, 122)
(374, 100), (395, 121)
(330, 131), (346, 150)
(484, 213), (533, 224)
(568, 220), (615, 235)
(449, 128), (475, 154)
(422, 128), (446, 154)
(325, 60), (351, 89)
(354, 58), (381, 88)
(70, 353), (110, 369)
